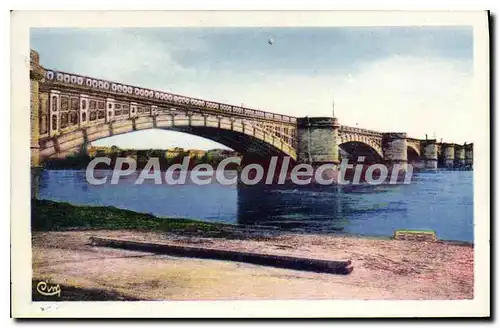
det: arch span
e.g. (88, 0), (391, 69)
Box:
(407, 144), (421, 157)
(338, 133), (383, 159)
(38, 113), (297, 161)
(339, 141), (384, 163)
(407, 146), (421, 163)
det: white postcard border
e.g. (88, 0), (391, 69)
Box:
(10, 10), (490, 318)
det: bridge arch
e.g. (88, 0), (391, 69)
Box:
(339, 141), (384, 163)
(38, 113), (297, 162)
(338, 133), (383, 163)
(407, 144), (421, 157)
(338, 133), (383, 158)
(407, 145), (421, 163)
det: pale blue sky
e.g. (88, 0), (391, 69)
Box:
(31, 27), (474, 149)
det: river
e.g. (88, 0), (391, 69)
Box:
(37, 169), (473, 242)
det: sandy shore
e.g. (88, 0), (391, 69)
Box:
(32, 229), (473, 300)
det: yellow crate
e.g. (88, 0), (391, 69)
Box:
(393, 229), (437, 242)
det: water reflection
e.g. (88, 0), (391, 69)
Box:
(237, 184), (347, 232)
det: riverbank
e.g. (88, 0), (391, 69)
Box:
(32, 200), (474, 300)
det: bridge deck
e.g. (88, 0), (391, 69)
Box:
(43, 69), (298, 125)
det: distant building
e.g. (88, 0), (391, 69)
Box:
(207, 149), (240, 158)
(188, 149), (206, 158)
(165, 147), (185, 159)
(88, 146), (117, 157)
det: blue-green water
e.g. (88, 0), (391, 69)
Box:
(38, 170), (473, 242)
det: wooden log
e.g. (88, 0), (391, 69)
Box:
(89, 237), (353, 275)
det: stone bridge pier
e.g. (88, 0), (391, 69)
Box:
(30, 50), (46, 198)
(382, 133), (407, 169)
(442, 143), (455, 169)
(30, 50), (45, 168)
(454, 145), (466, 168)
(296, 117), (340, 166)
(465, 144), (474, 168)
(422, 140), (438, 169)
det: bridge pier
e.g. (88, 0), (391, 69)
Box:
(30, 50), (46, 199)
(422, 140), (438, 169)
(442, 143), (455, 169)
(31, 167), (43, 199)
(454, 145), (466, 168)
(382, 133), (407, 170)
(465, 144), (474, 168)
(30, 50), (45, 168)
(294, 117), (340, 183)
(296, 117), (340, 166)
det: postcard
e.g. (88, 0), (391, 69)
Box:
(11, 10), (490, 318)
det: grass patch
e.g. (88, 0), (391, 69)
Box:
(31, 199), (226, 234)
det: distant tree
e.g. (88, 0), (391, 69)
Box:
(200, 153), (209, 163)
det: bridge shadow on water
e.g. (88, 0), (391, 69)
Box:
(236, 181), (403, 234)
